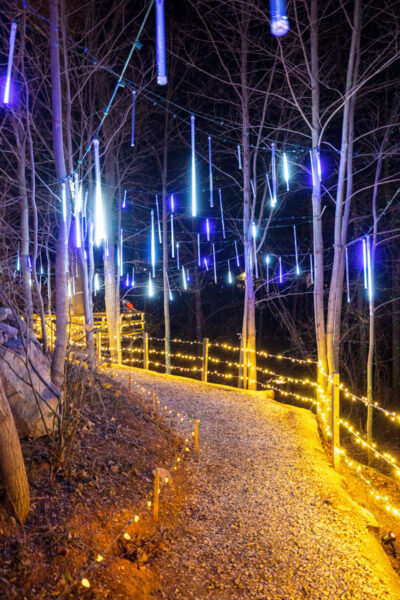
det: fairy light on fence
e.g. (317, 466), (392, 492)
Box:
(93, 138), (105, 246)
(293, 225), (300, 275)
(283, 153), (290, 191)
(197, 233), (201, 267)
(155, 194), (162, 243)
(345, 246), (350, 303)
(155, 0), (167, 85)
(191, 115), (197, 217)
(208, 136), (213, 207)
(271, 143), (277, 207)
(130, 89), (136, 146)
(151, 210), (156, 277)
(269, 0), (289, 37)
(213, 243), (217, 284)
(237, 144), (242, 170)
(170, 214), (175, 258)
(3, 22), (17, 105)
(219, 188), (226, 239)
(235, 240), (240, 267)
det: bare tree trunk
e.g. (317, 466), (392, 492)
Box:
(162, 186), (171, 373)
(310, 0), (327, 400)
(0, 378), (30, 524)
(326, 0), (361, 375)
(50, 0), (70, 389)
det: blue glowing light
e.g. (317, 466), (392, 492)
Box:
(204, 257), (209, 271)
(213, 243), (217, 284)
(228, 260), (233, 284)
(345, 247), (350, 303)
(125, 273), (130, 287)
(366, 235), (373, 308)
(62, 182), (67, 223)
(148, 272), (154, 297)
(3, 22), (17, 105)
(362, 238), (367, 289)
(219, 189), (226, 239)
(155, 0), (167, 85)
(266, 255), (270, 292)
(93, 138), (105, 246)
(170, 214), (175, 258)
(122, 190), (127, 209)
(237, 144), (242, 170)
(235, 240), (240, 267)
(279, 256), (283, 283)
(131, 89), (136, 147)
(283, 153), (289, 191)
(176, 242), (180, 269)
(182, 266), (187, 290)
(197, 233), (201, 266)
(293, 225), (300, 275)
(151, 210), (156, 277)
(271, 143), (277, 207)
(191, 115), (197, 217)
(206, 218), (210, 241)
(269, 0), (289, 37)
(155, 194), (162, 243)
(208, 136), (213, 207)
(170, 193), (175, 213)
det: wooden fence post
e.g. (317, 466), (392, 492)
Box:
(331, 372), (340, 470)
(194, 419), (199, 453)
(143, 332), (149, 370)
(153, 468), (160, 521)
(201, 338), (209, 382)
(97, 331), (102, 361)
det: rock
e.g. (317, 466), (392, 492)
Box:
(0, 308), (12, 321)
(0, 338), (59, 438)
(7, 315), (27, 334)
(0, 322), (18, 340)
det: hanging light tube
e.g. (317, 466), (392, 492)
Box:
(170, 193), (175, 213)
(362, 238), (367, 289)
(213, 243), (217, 284)
(367, 235), (373, 311)
(74, 180), (82, 249)
(235, 240), (240, 267)
(3, 22), (17, 105)
(228, 259), (233, 284)
(191, 115), (197, 217)
(271, 143), (277, 207)
(237, 144), (242, 170)
(16, 243), (20, 272)
(293, 225), (300, 275)
(252, 222), (258, 278)
(219, 188), (226, 239)
(345, 246), (350, 303)
(61, 182), (67, 223)
(208, 136), (213, 208)
(132, 267), (135, 287)
(122, 190), (127, 209)
(250, 178), (256, 199)
(170, 214), (175, 258)
(266, 254), (270, 292)
(206, 218), (210, 242)
(131, 89), (136, 147)
(266, 173), (275, 208)
(94, 272), (99, 296)
(93, 138), (105, 246)
(197, 233), (201, 267)
(148, 272), (154, 297)
(270, 0), (290, 37)
(279, 256), (283, 283)
(204, 257), (209, 271)
(182, 266), (187, 290)
(176, 242), (180, 269)
(151, 210), (156, 277)
(155, 194), (162, 243)
(283, 153), (290, 191)
(310, 150), (316, 187)
(166, 271), (173, 301)
(155, 0), (167, 85)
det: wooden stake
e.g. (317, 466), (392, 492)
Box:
(143, 332), (149, 370)
(331, 372), (340, 470)
(128, 373), (132, 392)
(201, 338), (209, 382)
(194, 419), (199, 453)
(153, 468), (160, 521)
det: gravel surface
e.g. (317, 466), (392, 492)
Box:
(110, 367), (400, 600)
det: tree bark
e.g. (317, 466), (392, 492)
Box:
(0, 378), (30, 524)
(50, 0), (70, 389)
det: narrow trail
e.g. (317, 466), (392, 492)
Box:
(111, 367), (400, 600)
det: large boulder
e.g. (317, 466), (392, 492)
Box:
(0, 337), (59, 439)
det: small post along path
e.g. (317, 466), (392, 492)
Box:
(110, 366), (400, 600)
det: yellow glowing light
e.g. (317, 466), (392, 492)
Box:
(81, 578), (91, 588)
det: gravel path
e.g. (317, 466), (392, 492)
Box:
(111, 367), (400, 600)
